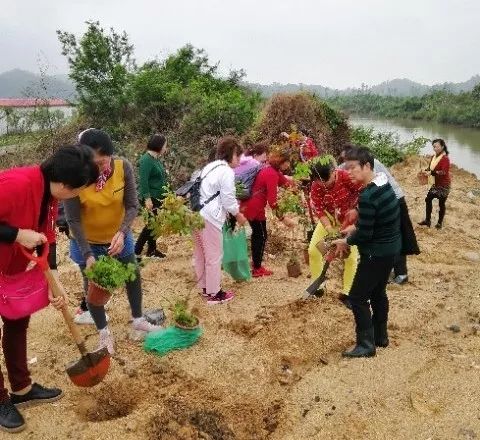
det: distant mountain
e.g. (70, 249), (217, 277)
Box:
(2, 68), (480, 100)
(248, 75), (480, 98)
(0, 69), (76, 100)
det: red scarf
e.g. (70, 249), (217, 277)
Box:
(96, 165), (112, 191)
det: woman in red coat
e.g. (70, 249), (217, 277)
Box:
(418, 139), (451, 229)
(241, 151), (294, 277)
(0, 145), (97, 433)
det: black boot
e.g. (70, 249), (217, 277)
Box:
(342, 327), (376, 358)
(419, 198), (433, 227)
(373, 321), (389, 347)
(338, 293), (352, 309)
(0, 400), (25, 433)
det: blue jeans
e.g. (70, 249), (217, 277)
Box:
(69, 231), (135, 266)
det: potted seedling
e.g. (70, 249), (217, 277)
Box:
(172, 301), (200, 330)
(85, 256), (137, 306)
(286, 252), (302, 278)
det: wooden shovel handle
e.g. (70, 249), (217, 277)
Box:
(44, 269), (88, 356)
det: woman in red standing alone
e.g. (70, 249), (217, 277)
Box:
(241, 151), (294, 277)
(418, 138), (451, 229)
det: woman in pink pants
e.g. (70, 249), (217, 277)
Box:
(193, 137), (247, 305)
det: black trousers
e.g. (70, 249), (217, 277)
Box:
(249, 220), (268, 269)
(425, 188), (448, 225)
(135, 198), (162, 255)
(349, 254), (394, 331)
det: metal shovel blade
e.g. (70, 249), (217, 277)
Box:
(65, 346), (111, 388)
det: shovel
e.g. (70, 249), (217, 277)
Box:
(21, 247), (110, 387)
(304, 248), (335, 298)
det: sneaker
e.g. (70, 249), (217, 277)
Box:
(252, 267), (273, 277)
(98, 328), (115, 355)
(132, 317), (163, 333)
(146, 250), (166, 259)
(74, 309), (109, 325)
(252, 268), (264, 278)
(418, 220), (431, 227)
(259, 266), (273, 276)
(0, 400), (25, 433)
(206, 290), (235, 305)
(392, 275), (408, 285)
(10, 383), (63, 409)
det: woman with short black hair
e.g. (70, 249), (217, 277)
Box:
(0, 145), (98, 433)
(64, 129), (162, 355)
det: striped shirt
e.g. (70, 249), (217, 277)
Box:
(346, 173), (401, 257)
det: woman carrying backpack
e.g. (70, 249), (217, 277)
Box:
(193, 137), (247, 305)
(241, 151), (294, 277)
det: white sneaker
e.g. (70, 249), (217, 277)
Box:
(132, 317), (163, 333)
(74, 309), (109, 325)
(97, 328), (115, 355)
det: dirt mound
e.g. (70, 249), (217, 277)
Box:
(252, 93), (349, 155)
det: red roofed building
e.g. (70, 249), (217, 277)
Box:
(0, 99), (74, 135)
(0, 98), (70, 108)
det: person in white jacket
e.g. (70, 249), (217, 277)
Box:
(193, 137), (247, 305)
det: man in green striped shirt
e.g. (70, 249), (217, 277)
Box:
(333, 146), (401, 358)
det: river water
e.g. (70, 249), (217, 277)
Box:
(349, 116), (480, 177)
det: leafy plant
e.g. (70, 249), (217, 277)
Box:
(147, 189), (205, 237)
(350, 126), (427, 167)
(85, 255), (137, 291)
(276, 188), (305, 218)
(172, 301), (198, 328)
(293, 162), (311, 181)
(287, 252), (300, 265)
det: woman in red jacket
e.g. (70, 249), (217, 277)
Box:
(241, 151), (294, 277)
(0, 145), (98, 433)
(418, 139), (451, 229)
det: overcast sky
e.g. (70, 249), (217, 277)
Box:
(1, 0), (479, 88)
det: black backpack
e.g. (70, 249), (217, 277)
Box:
(176, 163), (225, 212)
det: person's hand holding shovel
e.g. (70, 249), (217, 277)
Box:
(331, 237), (350, 259)
(48, 270), (67, 310)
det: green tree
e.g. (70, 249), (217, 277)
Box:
(57, 21), (135, 131)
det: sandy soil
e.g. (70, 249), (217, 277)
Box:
(2, 157), (480, 440)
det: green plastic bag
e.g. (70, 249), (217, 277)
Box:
(222, 226), (251, 281)
(143, 326), (203, 356)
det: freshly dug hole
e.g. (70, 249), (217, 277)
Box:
(75, 381), (139, 422)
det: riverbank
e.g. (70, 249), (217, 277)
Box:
(8, 156), (480, 439)
(350, 115), (480, 177)
(327, 90), (480, 129)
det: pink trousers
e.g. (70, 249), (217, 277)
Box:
(193, 220), (223, 295)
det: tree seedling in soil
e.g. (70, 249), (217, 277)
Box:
(146, 189), (205, 238)
(172, 301), (199, 329)
(85, 256), (137, 291)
